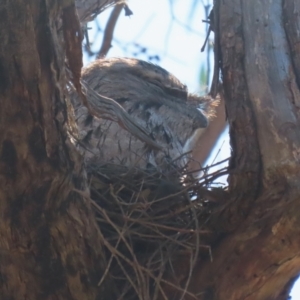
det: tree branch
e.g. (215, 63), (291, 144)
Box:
(190, 93), (226, 171)
(97, 3), (125, 58)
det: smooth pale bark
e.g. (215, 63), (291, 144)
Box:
(190, 95), (226, 169)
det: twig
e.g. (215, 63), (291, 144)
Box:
(98, 3), (125, 58)
(80, 157), (223, 299)
(210, 1), (220, 98)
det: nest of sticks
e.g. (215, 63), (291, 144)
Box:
(86, 160), (228, 300)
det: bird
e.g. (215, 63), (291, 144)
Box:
(70, 57), (213, 171)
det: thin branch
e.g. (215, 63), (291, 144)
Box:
(75, 0), (125, 24)
(189, 95), (227, 172)
(98, 3), (125, 58)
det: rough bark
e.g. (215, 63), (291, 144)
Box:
(185, 1), (300, 299)
(2, 0), (300, 300)
(0, 1), (110, 299)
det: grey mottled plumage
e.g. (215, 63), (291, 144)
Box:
(71, 57), (211, 170)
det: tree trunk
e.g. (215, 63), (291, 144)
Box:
(186, 1), (300, 299)
(0, 1), (111, 299)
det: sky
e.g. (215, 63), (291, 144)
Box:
(83, 0), (299, 297)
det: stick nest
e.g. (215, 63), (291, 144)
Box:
(87, 161), (227, 300)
